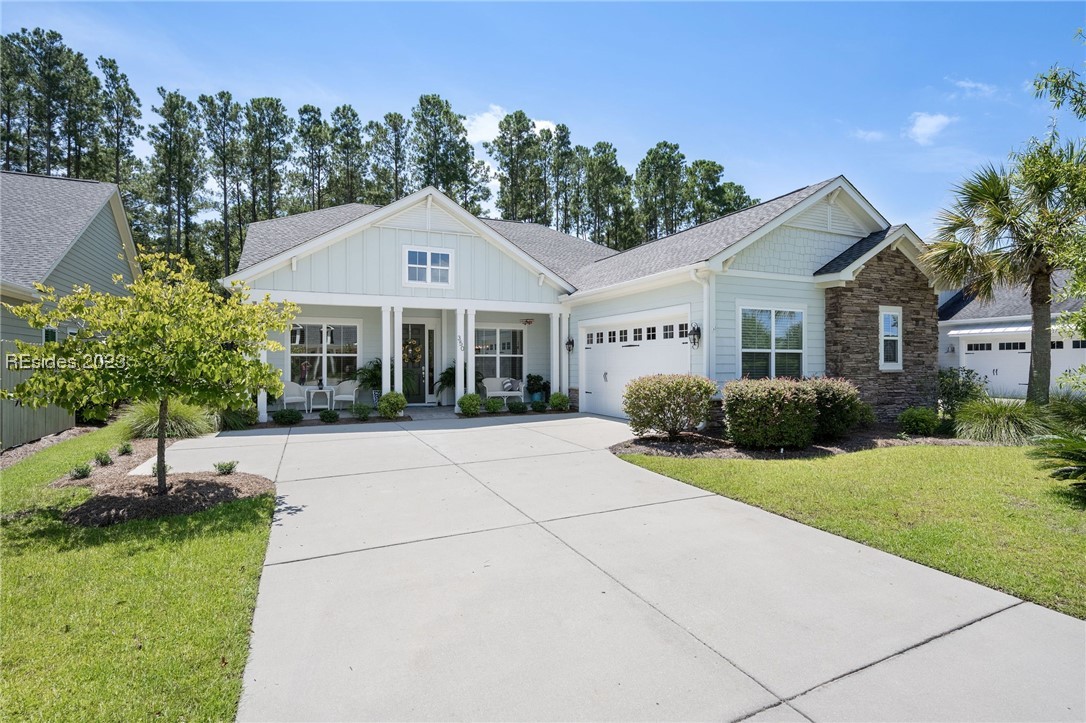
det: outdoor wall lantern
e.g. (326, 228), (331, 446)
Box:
(689, 322), (702, 349)
(565, 336), (575, 354)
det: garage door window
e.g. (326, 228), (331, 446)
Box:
(999, 341), (1026, 351)
(741, 307), (804, 379)
(966, 343), (991, 352)
(879, 306), (902, 371)
(646, 326), (657, 340)
(475, 328), (523, 380)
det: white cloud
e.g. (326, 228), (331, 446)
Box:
(946, 77), (997, 99)
(905, 112), (956, 146)
(851, 128), (885, 142)
(465, 104), (506, 144)
(534, 118), (557, 135)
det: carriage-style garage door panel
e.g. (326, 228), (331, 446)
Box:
(581, 314), (691, 418)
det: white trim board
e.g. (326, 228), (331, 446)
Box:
(253, 289), (566, 314)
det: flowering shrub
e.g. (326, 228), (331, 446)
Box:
(723, 378), (818, 449)
(622, 374), (718, 440)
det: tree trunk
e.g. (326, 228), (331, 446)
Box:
(156, 397), (168, 495)
(1027, 271), (1052, 405)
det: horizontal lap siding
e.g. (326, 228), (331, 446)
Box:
(715, 275), (826, 382)
(45, 205), (134, 295)
(569, 281), (703, 383)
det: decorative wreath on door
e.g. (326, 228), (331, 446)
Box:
(402, 338), (423, 365)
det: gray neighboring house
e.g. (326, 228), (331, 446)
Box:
(938, 271), (1085, 397)
(0, 171), (140, 449)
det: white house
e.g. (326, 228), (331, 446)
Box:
(938, 271), (1085, 397)
(225, 176), (941, 422)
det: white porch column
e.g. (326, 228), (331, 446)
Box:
(559, 312), (570, 394)
(257, 348), (269, 423)
(380, 305), (391, 395)
(465, 310), (476, 395)
(454, 307), (465, 408)
(549, 312), (560, 397)
(392, 306), (403, 394)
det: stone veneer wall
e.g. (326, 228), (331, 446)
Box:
(824, 247), (938, 421)
(567, 387), (579, 411)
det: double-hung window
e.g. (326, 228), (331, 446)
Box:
(879, 306), (903, 371)
(404, 248), (453, 287)
(740, 307), (804, 378)
(289, 322), (360, 387)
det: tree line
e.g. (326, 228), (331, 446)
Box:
(1, 27), (758, 280)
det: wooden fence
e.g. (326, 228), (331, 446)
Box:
(1, 340), (75, 450)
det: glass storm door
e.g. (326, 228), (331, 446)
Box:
(401, 322), (436, 404)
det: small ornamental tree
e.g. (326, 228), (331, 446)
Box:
(3, 254), (297, 494)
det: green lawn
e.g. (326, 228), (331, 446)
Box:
(1, 426), (273, 720)
(624, 445), (1086, 619)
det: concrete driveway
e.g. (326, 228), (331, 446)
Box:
(166, 415), (1084, 721)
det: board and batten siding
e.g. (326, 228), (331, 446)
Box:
(249, 201), (563, 305)
(569, 280), (704, 383)
(714, 274), (826, 382)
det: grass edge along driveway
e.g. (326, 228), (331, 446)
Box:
(1, 425), (273, 720)
(624, 445), (1086, 619)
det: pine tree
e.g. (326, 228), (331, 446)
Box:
(294, 104), (331, 211)
(634, 141), (686, 240)
(409, 94), (489, 214)
(95, 56), (141, 185)
(198, 90), (243, 276)
(1, 34), (29, 171)
(364, 111), (410, 204)
(147, 88), (205, 261)
(60, 49), (100, 178)
(585, 142), (638, 249)
(485, 109), (541, 221)
(683, 159), (757, 226)
(329, 104), (366, 205)
(243, 97), (294, 220)
(547, 125), (575, 232)
(12, 28), (68, 173)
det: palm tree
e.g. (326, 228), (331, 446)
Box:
(922, 137), (1086, 405)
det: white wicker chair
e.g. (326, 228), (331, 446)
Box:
(332, 380), (359, 410)
(280, 381), (306, 410)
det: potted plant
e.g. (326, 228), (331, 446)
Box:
(526, 374), (546, 402)
(435, 364), (487, 404)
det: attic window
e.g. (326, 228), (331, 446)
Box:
(404, 247), (454, 287)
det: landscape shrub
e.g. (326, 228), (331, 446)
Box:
(624, 374), (719, 441)
(377, 391), (408, 419)
(549, 392), (570, 412)
(213, 405), (258, 431)
(722, 378), (817, 449)
(151, 461), (171, 477)
(1048, 391), (1086, 431)
(897, 406), (939, 436)
(938, 367), (988, 418)
(76, 403), (112, 425)
(94, 451), (113, 466)
(955, 398), (1052, 445)
(271, 408), (304, 425)
(120, 399), (214, 439)
(350, 403), (372, 421)
(117, 441), (133, 456)
(856, 402), (876, 429)
(507, 399), (528, 414)
(530, 400), (548, 412)
(485, 397), (505, 414)
(214, 460), (239, 475)
(1030, 431), (1086, 479)
(806, 377), (864, 441)
(457, 393), (482, 417)
(319, 409), (340, 423)
(70, 463), (91, 480)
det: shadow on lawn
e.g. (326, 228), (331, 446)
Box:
(0, 495), (274, 556)
(1047, 482), (1086, 511)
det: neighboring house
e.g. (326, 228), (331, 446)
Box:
(0, 172), (140, 449)
(938, 271), (1086, 397)
(226, 175), (939, 422)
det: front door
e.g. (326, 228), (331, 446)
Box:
(402, 322), (437, 404)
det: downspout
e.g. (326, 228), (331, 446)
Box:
(690, 269), (711, 379)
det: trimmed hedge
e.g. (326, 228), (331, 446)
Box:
(897, 406), (939, 436)
(806, 377), (864, 441)
(507, 399), (528, 414)
(485, 397), (505, 414)
(457, 393), (482, 417)
(723, 378), (818, 449)
(549, 392), (570, 412)
(377, 391), (408, 419)
(271, 408), (304, 425)
(623, 374), (718, 441)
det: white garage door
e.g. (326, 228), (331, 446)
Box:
(581, 314), (691, 418)
(960, 337), (1032, 396)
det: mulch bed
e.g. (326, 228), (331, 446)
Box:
(611, 424), (988, 461)
(0, 425), (97, 470)
(47, 436), (273, 527)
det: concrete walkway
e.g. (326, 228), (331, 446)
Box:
(161, 416), (1084, 722)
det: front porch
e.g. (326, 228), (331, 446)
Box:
(258, 303), (573, 421)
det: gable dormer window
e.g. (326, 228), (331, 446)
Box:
(404, 247), (454, 287)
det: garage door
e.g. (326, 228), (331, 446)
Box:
(960, 338), (1031, 395)
(581, 314), (691, 418)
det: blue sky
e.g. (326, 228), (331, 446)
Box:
(4, 1), (1081, 238)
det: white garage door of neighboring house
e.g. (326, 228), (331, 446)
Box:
(581, 312), (691, 418)
(957, 334), (1086, 396)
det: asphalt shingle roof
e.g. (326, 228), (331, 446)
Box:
(0, 172), (117, 288)
(238, 202), (381, 270)
(814, 225), (904, 275)
(938, 269), (1083, 322)
(480, 219), (616, 283)
(567, 177), (837, 292)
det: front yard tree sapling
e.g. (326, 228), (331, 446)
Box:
(3, 254), (297, 495)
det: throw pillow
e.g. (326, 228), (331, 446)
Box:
(501, 378), (514, 391)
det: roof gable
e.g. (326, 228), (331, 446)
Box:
(0, 172), (121, 289)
